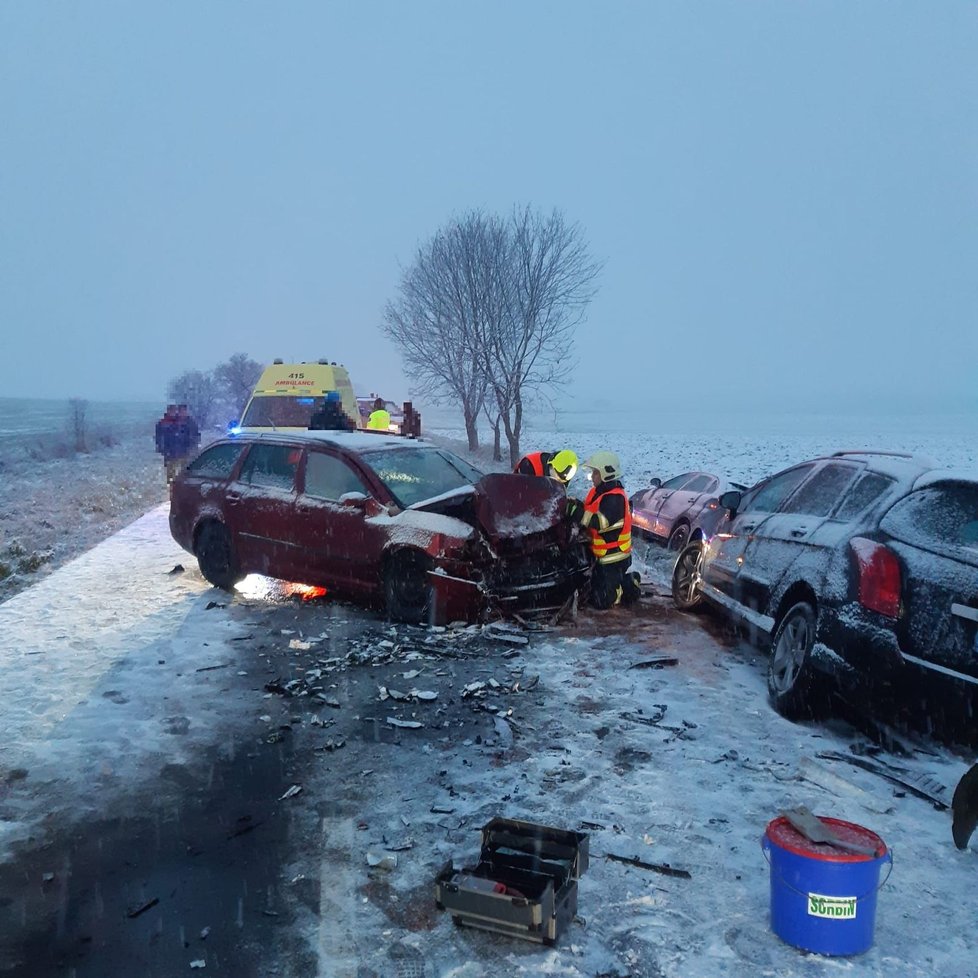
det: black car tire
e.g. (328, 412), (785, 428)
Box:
(196, 521), (242, 591)
(671, 543), (704, 611)
(767, 601), (825, 719)
(667, 522), (690, 552)
(385, 550), (433, 624)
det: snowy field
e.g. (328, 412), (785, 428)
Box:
(425, 407), (978, 490)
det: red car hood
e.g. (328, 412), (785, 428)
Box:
(411, 473), (567, 548)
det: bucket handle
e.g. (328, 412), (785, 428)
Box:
(761, 836), (894, 901)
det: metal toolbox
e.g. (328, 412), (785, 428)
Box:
(434, 817), (589, 945)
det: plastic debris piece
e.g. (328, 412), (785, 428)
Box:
(279, 784), (303, 800)
(367, 851), (398, 870)
(605, 852), (691, 879)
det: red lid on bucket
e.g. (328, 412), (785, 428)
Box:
(765, 815), (886, 862)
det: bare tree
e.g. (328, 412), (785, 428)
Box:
(382, 211), (505, 451)
(214, 353), (262, 419)
(68, 398), (88, 453)
(479, 207), (601, 464)
(168, 370), (219, 431)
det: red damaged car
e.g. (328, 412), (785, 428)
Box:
(168, 430), (590, 623)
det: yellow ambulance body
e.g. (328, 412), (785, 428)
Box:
(236, 360), (361, 432)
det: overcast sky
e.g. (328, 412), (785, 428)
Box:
(1, 2), (975, 413)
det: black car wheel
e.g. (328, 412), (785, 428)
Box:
(196, 521), (242, 591)
(767, 601), (824, 719)
(671, 543), (704, 611)
(667, 522), (690, 552)
(385, 550), (433, 624)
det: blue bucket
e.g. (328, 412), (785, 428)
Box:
(762, 815), (892, 956)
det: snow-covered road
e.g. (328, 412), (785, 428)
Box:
(0, 504), (975, 977)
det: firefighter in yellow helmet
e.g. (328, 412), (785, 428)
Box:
(367, 397), (392, 431)
(567, 451), (641, 609)
(513, 449), (578, 486)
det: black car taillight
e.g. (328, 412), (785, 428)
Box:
(849, 537), (901, 619)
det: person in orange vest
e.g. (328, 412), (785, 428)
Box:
(567, 451), (641, 609)
(513, 449), (578, 486)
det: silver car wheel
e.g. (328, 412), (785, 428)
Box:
(770, 610), (812, 694)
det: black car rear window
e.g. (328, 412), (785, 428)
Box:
(833, 472), (895, 522)
(185, 443), (243, 479)
(880, 483), (978, 552)
(781, 463), (859, 517)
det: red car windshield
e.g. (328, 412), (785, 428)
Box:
(360, 447), (483, 508)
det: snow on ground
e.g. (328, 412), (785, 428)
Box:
(1, 503), (975, 976)
(1, 406), (976, 975)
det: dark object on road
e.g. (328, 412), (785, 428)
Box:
(167, 564), (184, 575)
(168, 432), (590, 625)
(631, 470), (746, 552)
(628, 656), (679, 670)
(126, 897), (159, 919)
(434, 817), (589, 946)
(952, 763), (978, 850)
(670, 451), (978, 733)
(604, 852), (692, 879)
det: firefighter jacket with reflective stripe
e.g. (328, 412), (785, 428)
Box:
(368, 409), (391, 430)
(581, 482), (632, 564)
(515, 451), (553, 477)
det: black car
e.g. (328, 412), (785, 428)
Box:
(671, 451), (978, 727)
(630, 471), (746, 551)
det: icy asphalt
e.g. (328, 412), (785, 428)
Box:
(0, 504), (975, 978)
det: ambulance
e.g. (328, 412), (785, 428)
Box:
(235, 360), (361, 432)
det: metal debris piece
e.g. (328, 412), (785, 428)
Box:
(430, 804), (455, 814)
(367, 851), (398, 870)
(387, 717), (423, 729)
(816, 750), (950, 809)
(126, 897), (159, 919)
(605, 852), (691, 879)
(462, 681), (487, 698)
(486, 632), (529, 645)
(196, 663), (229, 673)
(619, 705), (668, 727)
(279, 784), (303, 801)
(628, 656), (679, 670)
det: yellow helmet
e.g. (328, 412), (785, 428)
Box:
(550, 449), (578, 484)
(583, 451), (622, 482)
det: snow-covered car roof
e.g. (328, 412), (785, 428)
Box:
(913, 468), (978, 491)
(233, 429), (430, 452)
(821, 451), (939, 482)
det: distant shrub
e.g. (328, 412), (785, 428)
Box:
(18, 549), (53, 573)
